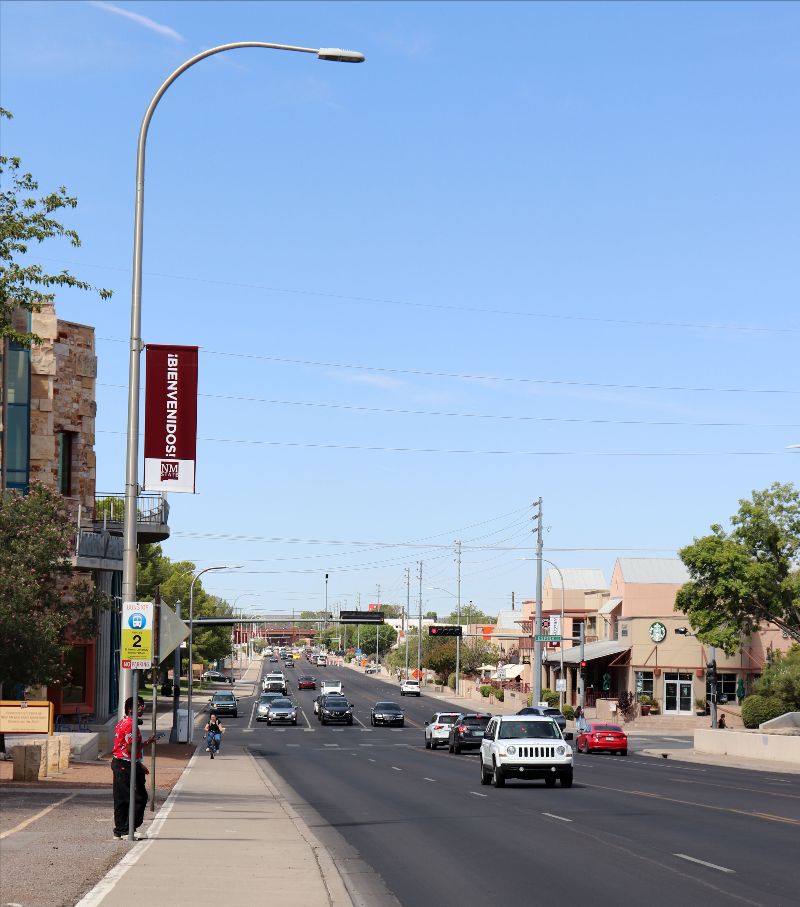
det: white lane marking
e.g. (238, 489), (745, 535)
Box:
(542, 812), (572, 823)
(368, 758), (376, 763)
(391, 766), (402, 772)
(674, 854), (735, 874)
(323, 743), (339, 748)
(352, 713), (368, 729)
(299, 708), (312, 729)
(424, 777), (436, 782)
(661, 737), (694, 743)
(247, 699), (258, 730)
(303, 728), (315, 733)
(469, 791), (487, 798)
(0, 793), (76, 840)
(286, 744), (300, 748)
(359, 743), (374, 747)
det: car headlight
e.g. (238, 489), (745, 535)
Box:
(505, 745), (516, 756)
(556, 745), (566, 756)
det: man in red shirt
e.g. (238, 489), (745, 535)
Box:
(112, 696), (156, 840)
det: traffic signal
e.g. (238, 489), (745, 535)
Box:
(706, 662), (717, 686)
(579, 659), (588, 676)
(428, 625), (462, 637)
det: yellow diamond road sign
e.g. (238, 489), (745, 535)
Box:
(121, 601), (155, 669)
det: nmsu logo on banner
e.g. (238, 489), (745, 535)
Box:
(160, 461), (180, 481)
(143, 345), (198, 493)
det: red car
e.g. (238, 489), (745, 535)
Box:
(576, 722), (628, 756)
(298, 675), (317, 690)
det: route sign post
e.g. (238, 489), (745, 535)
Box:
(121, 601), (155, 669)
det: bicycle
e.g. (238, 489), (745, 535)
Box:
(206, 732), (221, 759)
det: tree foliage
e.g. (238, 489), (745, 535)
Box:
(0, 484), (109, 689)
(676, 483), (800, 653)
(0, 108), (111, 347)
(754, 644), (800, 711)
(442, 605), (496, 626)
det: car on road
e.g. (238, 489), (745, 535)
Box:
(283, 659), (294, 668)
(201, 670), (234, 684)
(576, 722), (628, 756)
(364, 666), (379, 674)
(298, 675), (316, 690)
(479, 715), (573, 788)
(270, 656), (279, 662)
(370, 701), (405, 727)
(256, 692), (284, 721)
(448, 713), (492, 754)
(263, 673), (287, 695)
(208, 690), (239, 717)
(400, 679), (420, 696)
(266, 697), (298, 726)
(516, 706), (567, 733)
(424, 712), (461, 749)
(319, 695), (354, 725)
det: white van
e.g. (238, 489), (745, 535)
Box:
(320, 680), (342, 696)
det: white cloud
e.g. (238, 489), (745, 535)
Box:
(88, 1), (184, 42)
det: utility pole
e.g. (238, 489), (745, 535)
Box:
(405, 567), (410, 679)
(417, 561), (423, 682)
(533, 497), (544, 706)
(709, 645), (718, 729)
(169, 599), (182, 743)
(455, 540), (462, 697)
(579, 622), (586, 714)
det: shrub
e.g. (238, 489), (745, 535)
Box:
(638, 694), (653, 706)
(479, 685), (493, 698)
(447, 672), (456, 690)
(561, 704), (575, 720)
(741, 694), (787, 729)
(617, 691), (636, 722)
(540, 689), (560, 707)
(494, 688), (504, 702)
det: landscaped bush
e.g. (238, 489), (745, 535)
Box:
(741, 695), (787, 728)
(447, 672), (457, 690)
(561, 704), (575, 720)
(480, 685), (493, 698)
(540, 689), (560, 707)
(494, 688), (504, 702)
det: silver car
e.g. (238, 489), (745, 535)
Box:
(256, 692), (283, 721)
(266, 697), (298, 725)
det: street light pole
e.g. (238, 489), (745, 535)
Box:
(533, 497), (544, 706)
(417, 561), (423, 682)
(187, 565), (241, 742)
(542, 559), (566, 709)
(455, 540), (462, 697)
(118, 40), (364, 717)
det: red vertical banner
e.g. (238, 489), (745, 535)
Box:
(143, 345), (198, 493)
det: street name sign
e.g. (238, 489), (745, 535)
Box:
(534, 634), (561, 642)
(121, 601), (155, 669)
(340, 611), (384, 624)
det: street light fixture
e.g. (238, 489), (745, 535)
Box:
(119, 40), (365, 715)
(187, 564), (241, 742)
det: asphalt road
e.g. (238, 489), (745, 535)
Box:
(225, 660), (799, 907)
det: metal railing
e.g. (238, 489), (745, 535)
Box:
(74, 528), (124, 561)
(93, 493), (170, 527)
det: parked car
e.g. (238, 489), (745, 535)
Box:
(480, 715), (573, 787)
(319, 695), (354, 726)
(298, 675), (317, 690)
(517, 705), (567, 733)
(400, 679), (421, 697)
(370, 701), (405, 727)
(256, 692), (284, 721)
(365, 665), (379, 675)
(266, 697), (298, 726)
(576, 722), (628, 756)
(208, 690), (238, 717)
(424, 712), (462, 749)
(201, 670), (234, 685)
(448, 713), (492, 754)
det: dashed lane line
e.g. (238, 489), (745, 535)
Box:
(392, 766), (403, 771)
(0, 793), (76, 840)
(542, 812), (572, 822)
(469, 791), (488, 798)
(674, 854), (735, 874)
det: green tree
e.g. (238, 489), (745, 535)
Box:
(443, 605), (496, 626)
(754, 644), (800, 710)
(0, 108), (111, 347)
(460, 639), (500, 673)
(426, 640), (458, 679)
(677, 483), (800, 653)
(0, 484), (109, 690)
(423, 611), (438, 620)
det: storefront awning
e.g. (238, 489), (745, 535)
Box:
(544, 639), (630, 665)
(598, 597), (622, 615)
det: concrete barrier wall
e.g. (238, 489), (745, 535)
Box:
(695, 728), (800, 763)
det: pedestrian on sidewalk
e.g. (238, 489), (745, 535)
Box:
(112, 696), (155, 840)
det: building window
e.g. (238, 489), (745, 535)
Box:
(620, 623), (629, 637)
(635, 671), (654, 699)
(62, 645), (87, 704)
(4, 338), (32, 492)
(58, 431), (74, 495)
(707, 672), (737, 703)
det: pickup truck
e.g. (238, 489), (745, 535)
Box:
(320, 680), (342, 696)
(479, 714), (573, 788)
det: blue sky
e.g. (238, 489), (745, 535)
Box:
(2, 1), (799, 617)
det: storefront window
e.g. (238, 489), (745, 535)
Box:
(635, 670), (654, 699)
(62, 645), (87, 704)
(707, 672), (737, 703)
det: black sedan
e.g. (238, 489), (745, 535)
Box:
(370, 701), (405, 727)
(448, 713), (492, 753)
(319, 696), (354, 725)
(201, 670), (234, 684)
(208, 690), (239, 717)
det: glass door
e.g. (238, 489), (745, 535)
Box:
(664, 672), (693, 714)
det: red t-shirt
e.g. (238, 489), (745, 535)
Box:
(112, 715), (144, 762)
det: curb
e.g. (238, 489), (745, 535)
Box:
(639, 747), (800, 774)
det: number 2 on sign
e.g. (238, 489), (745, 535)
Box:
(132, 634), (142, 647)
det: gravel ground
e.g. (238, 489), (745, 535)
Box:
(0, 744), (194, 907)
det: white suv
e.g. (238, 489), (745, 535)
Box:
(400, 679), (420, 697)
(479, 714), (573, 788)
(424, 712), (461, 749)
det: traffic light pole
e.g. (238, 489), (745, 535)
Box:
(709, 645), (717, 729)
(579, 623), (585, 715)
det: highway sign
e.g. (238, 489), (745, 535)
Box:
(534, 634), (561, 642)
(121, 601), (155, 669)
(158, 603), (190, 662)
(340, 611), (384, 624)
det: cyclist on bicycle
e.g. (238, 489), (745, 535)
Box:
(204, 713), (224, 753)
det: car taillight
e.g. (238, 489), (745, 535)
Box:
(434, 724), (443, 730)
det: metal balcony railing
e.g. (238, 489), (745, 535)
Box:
(93, 493), (170, 527)
(74, 528), (124, 562)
